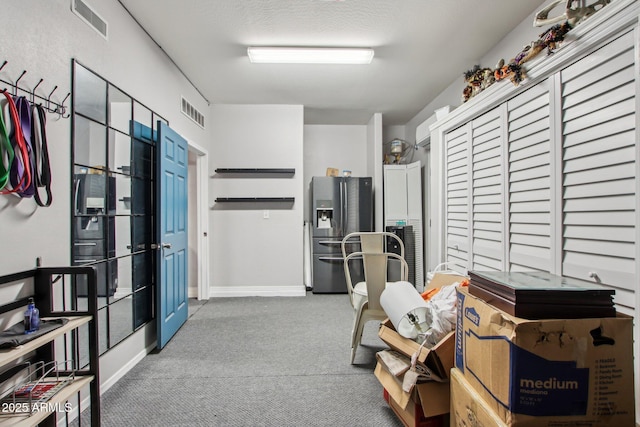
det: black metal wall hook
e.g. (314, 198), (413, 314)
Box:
(31, 78), (44, 104)
(13, 70), (27, 96)
(0, 59), (70, 119)
(60, 93), (71, 118)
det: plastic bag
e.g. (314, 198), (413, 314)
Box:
(420, 282), (460, 348)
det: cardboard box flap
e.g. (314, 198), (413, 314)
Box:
(427, 273), (468, 290)
(374, 362), (412, 410)
(415, 379), (450, 418)
(375, 361), (450, 417)
(378, 319), (454, 379)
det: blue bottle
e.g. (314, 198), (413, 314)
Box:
(23, 298), (40, 334)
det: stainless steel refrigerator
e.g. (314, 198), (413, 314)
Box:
(311, 176), (373, 293)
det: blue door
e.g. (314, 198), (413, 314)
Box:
(156, 121), (189, 349)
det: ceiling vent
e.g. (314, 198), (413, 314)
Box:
(71, 0), (108, 40)
(181, 97), (205, 129)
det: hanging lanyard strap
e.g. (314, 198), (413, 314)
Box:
(0, 103), (13, 191)
(1, 90), (31, 195)
(31, 103), (52, 207)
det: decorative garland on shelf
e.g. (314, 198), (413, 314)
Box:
(461, 0), (611, 103)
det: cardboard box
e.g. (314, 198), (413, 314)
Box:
(450, 367), (508, 427)
(325, 167), (339, 177)
(455, 287), (636, 426)
(378, 273), (467, 379)
(383, 388), (448, 427)
(375, 361), (450, 420)
(379, 320), (454, 380)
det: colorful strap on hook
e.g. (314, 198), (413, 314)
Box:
(0, 90), (31, 195)
(14, 96), (35, 197)
(31, 103), (52, 207)
(0, 102), (14, 191)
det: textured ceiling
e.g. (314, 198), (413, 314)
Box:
(118, 0), (545, 125)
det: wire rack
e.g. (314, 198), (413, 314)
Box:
(0, 361), (75, 417)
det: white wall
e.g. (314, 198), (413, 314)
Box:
(303, 124), (368, 222)
(0, 0), (209, 392)
(405, 1), (548, 144)
(367, 113), (384, 231)
(210, 104), (305, 296)
(188, 151), (198, 296)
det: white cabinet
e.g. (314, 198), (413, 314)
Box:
(383, 161), (424, 289)
(430, 2), (640, 420)
(434, 2), (639, 317)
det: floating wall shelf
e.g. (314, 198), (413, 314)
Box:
(214, 168), (295, 176)
(215, 197), (295, 203)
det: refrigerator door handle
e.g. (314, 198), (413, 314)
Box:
(342, 179), (347, 236)
(318, 240), (342, 245)
(318, 256), (344, 261)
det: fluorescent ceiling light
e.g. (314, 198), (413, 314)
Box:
(247, 47), (374, 64)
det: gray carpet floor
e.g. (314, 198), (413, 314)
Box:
(98, 292), (404, 427)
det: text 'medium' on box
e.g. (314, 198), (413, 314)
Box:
(455, 287), (635, 426)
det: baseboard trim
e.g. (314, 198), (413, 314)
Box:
(57, 341), (155, 426)
(101, 341), (157, 393)
(209, 285), (306, 297)
(188, 287), (198, 299)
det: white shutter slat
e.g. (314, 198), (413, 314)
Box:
(564, 238), (634, 259)
(563, 114), (635, 147)
(510, 233), (550, 248)
(563, 162), (634, 186)
(509, 140), (551, 164)
(510, 246), (551, 271)
(507, 82), (549, 117)
(510, 212), (551, 224)
(561, 31), (634, 83)
(473, 126), (501, 145)
(510, 200), (551, 213)
(510, 164), (550, 182)
(562, 256), (634, 293)
(564, 131), (635, 161)
(472, 254), (502, 271)
(509, 223), (550, 237)
(474, 229), (503, 242)
(472, 110), (503, 271)
(564, 194), (635, 212)
(563, 54), (635, 101)
(445, 124), (470, 271)
(563, 146), (635, 174)
(510, 188), (550, 203)
(563, 98), (635, 136)
(473, 164), (501, 180)
(508, 117), (549, 141)
(563, 78), (634, 121)
(510, 176), (551, 193)
(508, 132), (549, 158)
(564, 211), (635, 226)
(564, 225), (634, 243)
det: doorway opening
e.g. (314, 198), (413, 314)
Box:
(187, 141), (209, 300)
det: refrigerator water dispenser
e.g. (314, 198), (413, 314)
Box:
(316, 206), (333, 229)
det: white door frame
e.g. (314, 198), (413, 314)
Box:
(188, 140), (210, 300)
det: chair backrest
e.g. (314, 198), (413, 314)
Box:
(344, 250), (409, 311)
(362, 252), (409, 312)
(341, 231), (405, 258)
(342, 232), (406, 306)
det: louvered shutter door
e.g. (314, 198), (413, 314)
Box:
(560, 31), (637, 315)
(470, 108), (503, 270)
(507, 80), (553, 272)
(445, 124), (470, 274)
